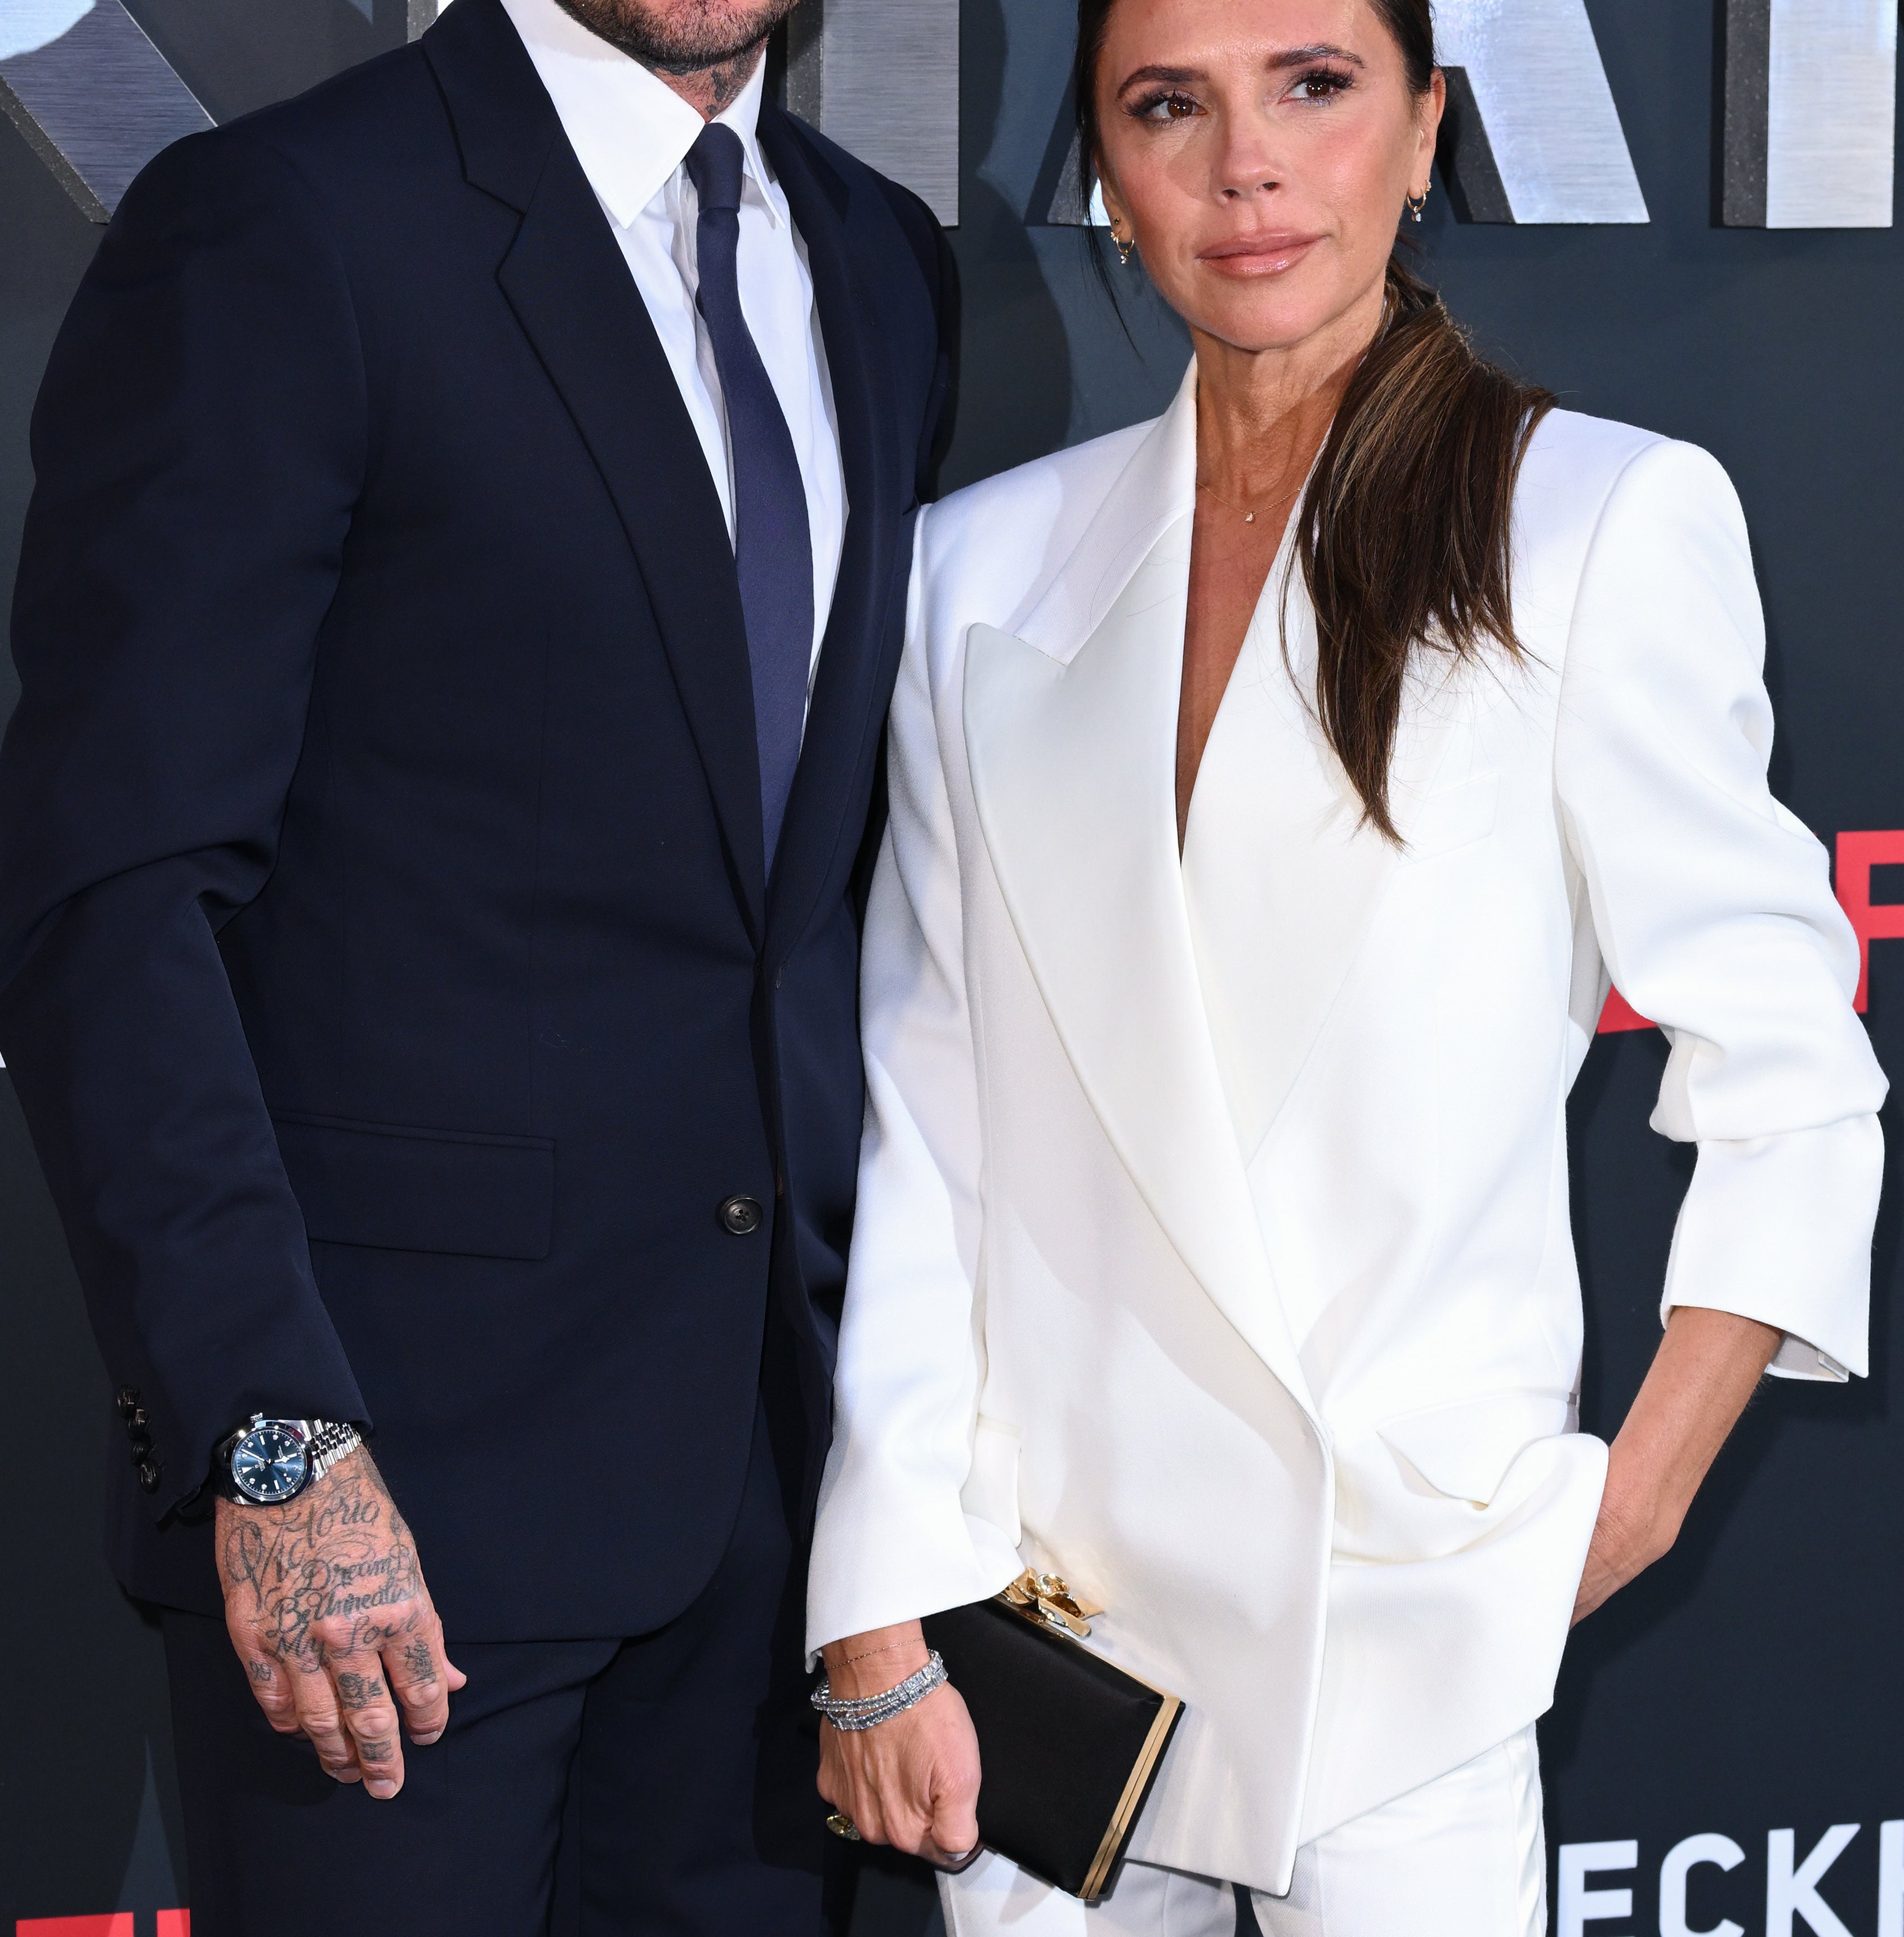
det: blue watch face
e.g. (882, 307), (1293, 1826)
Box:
(231, 1422), (310, 1503)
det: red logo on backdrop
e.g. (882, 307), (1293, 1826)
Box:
(1599, 829), (1904, 1032)
(15, 1917), (188, 1935)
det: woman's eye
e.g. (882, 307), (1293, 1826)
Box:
(1133, 91), (1202, 122)
(1292, 68), (1353, 102)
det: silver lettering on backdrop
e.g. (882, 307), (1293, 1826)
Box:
(775, 0), (959, 224)
(1432, 0), (1648, 222)
(0, 0), (211, 221)
(1722, 0), (1897, 226)
(4, 1), (1896, 240)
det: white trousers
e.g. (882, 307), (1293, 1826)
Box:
(938, 1726), (1546, 1937)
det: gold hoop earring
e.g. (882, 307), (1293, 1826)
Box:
(1404, 185), (1429, 222)
(1112, 228), (1135, 266)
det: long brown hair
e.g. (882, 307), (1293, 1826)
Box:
(1074, 0), (1554, 840)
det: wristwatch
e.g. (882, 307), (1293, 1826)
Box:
(215, 1415), (362, 1505)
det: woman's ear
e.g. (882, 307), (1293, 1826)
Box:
(1097, 166), (1131, 245)
(1416, 68), (1447, 177)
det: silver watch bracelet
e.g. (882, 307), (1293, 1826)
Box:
(809, 1650), (948, 1732)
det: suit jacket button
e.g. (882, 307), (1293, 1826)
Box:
(719, 1195), (764, 1236)
(115, 1387), (140, 1420)
(136, 1460), (163, 1494)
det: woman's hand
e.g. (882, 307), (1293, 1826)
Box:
(816, 1622), (982, 1867)
(1572, 1306), (1781, 1624)
(1571, 1444), (1678, 1624)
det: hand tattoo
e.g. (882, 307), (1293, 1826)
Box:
(217, 1451), (430, 1675)
(336, 1671), (384, 1709)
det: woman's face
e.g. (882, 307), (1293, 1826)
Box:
(1094, 0), (1441, 356)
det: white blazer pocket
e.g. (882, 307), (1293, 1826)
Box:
(1377, 1387), (1576, 1507)
(1398, 771), (1499, 861)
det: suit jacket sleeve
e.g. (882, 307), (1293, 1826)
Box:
(0, 127), (372, 1513)
(1553, 438), (1888, 1379)
(805, 514), (1016, 1658)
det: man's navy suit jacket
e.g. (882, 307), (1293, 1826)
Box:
(0, 0), (956, 1637)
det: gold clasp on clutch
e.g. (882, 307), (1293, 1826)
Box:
(998, 1569), (1104, 1639)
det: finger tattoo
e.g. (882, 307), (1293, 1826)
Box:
(336, 1671), (385, 1709)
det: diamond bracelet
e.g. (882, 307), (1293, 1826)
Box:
(809, 1650), (949, 1732)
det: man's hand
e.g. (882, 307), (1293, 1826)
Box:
(816, 1622), (981, 1868)
(1572, 1306), (1782, 1625)
(216, 1446), (466, 1797)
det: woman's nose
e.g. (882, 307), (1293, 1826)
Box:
(1214, 124), (1282, 200)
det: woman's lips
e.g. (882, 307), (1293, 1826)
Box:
(1199, 233), (1324, 275)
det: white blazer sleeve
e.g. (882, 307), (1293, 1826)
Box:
(1554, 438), (1887, 1380)
(805, 516), (1020, 1659)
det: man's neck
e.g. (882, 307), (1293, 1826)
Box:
(644, 40), (764, 121)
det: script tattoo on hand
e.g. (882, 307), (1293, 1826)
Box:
(216, 1444), (462, 1796)
(218, 1451), (428, 1676)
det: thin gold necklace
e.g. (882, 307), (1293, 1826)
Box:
(1196, 477), (1302, 526)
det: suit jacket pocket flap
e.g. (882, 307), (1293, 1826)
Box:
(1397, 772), (1499, 861)
(1376, 1387), (1575, 1506)
(273, 1112), (555, 1261)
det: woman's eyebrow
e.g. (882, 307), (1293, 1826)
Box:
(1116, 63), (1206, 95)
(1115, 44), (1367, 97)
(1268, 42), (1366, 70)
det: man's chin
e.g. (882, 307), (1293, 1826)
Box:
(551, 0), (799, 72)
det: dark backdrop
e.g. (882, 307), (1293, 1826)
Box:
(3, 2), (1900, 1932)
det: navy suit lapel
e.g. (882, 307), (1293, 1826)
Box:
(757, 109), (904, 958)
(427, 0), (768, 938)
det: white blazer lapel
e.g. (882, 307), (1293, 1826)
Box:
(962, 412), (1318, 1419)
(1014, 360), (1198, 663)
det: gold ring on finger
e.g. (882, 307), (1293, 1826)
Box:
(826, 1813), (862, 1841)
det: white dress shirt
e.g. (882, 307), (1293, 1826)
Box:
(500, 0), (846, 695)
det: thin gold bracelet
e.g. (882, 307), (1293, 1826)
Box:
(839, 1639), (911, 1669)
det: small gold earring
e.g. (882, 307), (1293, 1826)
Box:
(1112, 228), (1135, 266)
(1404, 185), (1429, 222)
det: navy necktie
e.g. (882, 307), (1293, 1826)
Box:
(685, 122), (814, 870)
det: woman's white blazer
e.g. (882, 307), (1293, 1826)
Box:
(806, 364), (1887, 1894)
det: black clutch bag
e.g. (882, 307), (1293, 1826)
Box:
(921, 1571), (1184, 1902)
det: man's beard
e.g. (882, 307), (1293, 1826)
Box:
(552, 0), (799, 74)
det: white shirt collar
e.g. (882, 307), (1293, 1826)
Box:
(499, 0), (781, 230)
